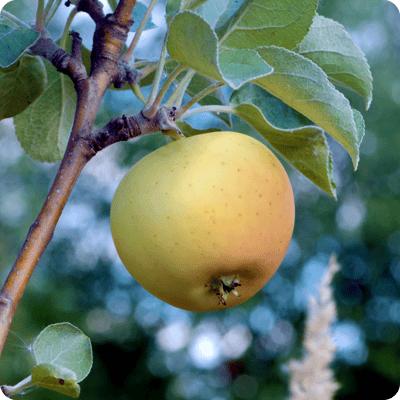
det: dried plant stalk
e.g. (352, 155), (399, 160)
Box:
(287, 254), (341, 400)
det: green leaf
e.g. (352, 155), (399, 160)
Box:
(230, 83), (336, 198)
(0, 54), (47, 120)
(14, 59), (77, 162)
(216, 0), (318, 51)
(254, 46), (364, 169)
(196, 0), (229, 28)
(0, 24), (40, 68)
(179, 0), (210, 11)
(131, 1), (156, 32)
(167, 11), (222, 81)
(32, 322), (93, 383)
(219, 49), (273, 89)
(294, 14), (373, 110)
(31, 363), (80, 398)
(166, 0), (181, 18)
(0, 14), (18, 28)
(177, 120), (221, 137)
(3, 0), (37, 24)
(167, 11), (273, 89)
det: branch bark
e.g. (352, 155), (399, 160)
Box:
(0, 0), (142, 356)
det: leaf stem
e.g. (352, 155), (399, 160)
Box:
(142, 30), (170, 117)
(137, 57), (174, 80)
(130, 83), (147, 103)
(59, 7), (78, 50)
(44, 0), (64, 26)
(176, 81), (225, 118)
(36, 0), (46, 33)
(2, 376), (34, 397)
(44, 0), (57, 19)
(122, 0), (159, 63)
(164, 69), (196, 108)
(179, 104), (235, 121)
(0, 10), (31, 28)
(146, 64), (187, 115)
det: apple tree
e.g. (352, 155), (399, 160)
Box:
(0, 0), (372, 397)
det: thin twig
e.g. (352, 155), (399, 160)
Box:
(164, 69), (196, 108)
(146, 64), (187, 115)
(122, 0), (159, 63)
(59, 7), (78, 50)
(44, 0), (63, 26)
(35, 0), (46, 33)
(142, 31), (170, 117)
(176, 81), (225, 118)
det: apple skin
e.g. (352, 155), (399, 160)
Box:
(110, 131), (295, 312)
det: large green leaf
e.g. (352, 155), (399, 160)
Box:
(230, 83), (336, 198)
(254, 46), (364, 169)
(216, 0), (318, 51)
(0, 24), (40, 68)
(294, 14), (373, 110)
(31, 363), (80, 398)
(14, 60), (77, 162)
(32, 322), (92, 383)
(167, 11), (273, 89)
(0, 54), (47, 120)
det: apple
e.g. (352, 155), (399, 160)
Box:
(110, 131), (295, 312)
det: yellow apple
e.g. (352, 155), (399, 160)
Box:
(110, 131), (295, 312)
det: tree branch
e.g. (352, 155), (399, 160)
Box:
(0, 0), (144, 357)
(0, 137), (93, 357)
(29, 35), (88, 83)
(75, 0), (105, 24)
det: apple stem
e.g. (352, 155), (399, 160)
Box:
(210, 275), (241, 306)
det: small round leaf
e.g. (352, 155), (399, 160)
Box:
(32, 322), (92, 383)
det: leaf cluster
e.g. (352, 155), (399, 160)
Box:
(0, 0), (372, 198)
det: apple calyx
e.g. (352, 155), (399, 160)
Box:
(210, 275), (241, 306)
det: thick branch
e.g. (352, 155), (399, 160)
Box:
(90, 14), (133, 83)
(0, 137), (94, 355)
(85, 106), (182, 153)
(114, 61), (142, 88)
(0, 0), (140, 357)
(29, 35), (88, 83)
(76, 0), (105, 23)
(113, 0), (138, 27)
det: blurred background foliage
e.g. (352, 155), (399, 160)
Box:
(0, 0), (400, 399)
